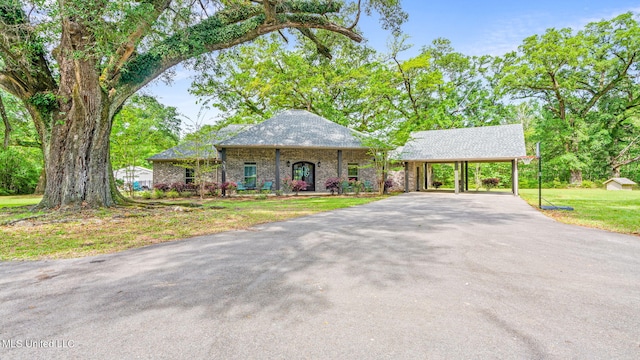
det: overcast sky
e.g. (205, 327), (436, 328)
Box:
(142, 1), (640, 129)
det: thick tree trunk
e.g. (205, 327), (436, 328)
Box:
(612, 167), (621, 177)
(569, 170), (583, 184)
(37, 19), (119, 209)
(33, 169), (46, 195)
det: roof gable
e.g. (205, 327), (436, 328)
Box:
(219, 110), (367, 149)
(147, 124), (249, 161)
(604, 177), (637, 185)
(398, 124), (526, 161)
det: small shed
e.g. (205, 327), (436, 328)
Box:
(604, 178), (637, 191)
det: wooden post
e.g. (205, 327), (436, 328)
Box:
(337, 150), (342, 178)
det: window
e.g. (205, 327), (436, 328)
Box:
(348, 163), (358, 181)
(244, 163), (257, 189)
(185, 168), (195, 184)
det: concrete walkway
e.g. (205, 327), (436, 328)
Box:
(1, 193), (639, 359)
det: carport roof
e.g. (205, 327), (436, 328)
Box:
(397, 124), (526, 162)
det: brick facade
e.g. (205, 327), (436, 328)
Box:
(223, 147), (377, 192)
(152, 161), (222, 185)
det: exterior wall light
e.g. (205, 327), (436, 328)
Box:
(286, 161), (291, 167)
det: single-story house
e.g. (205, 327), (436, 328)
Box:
(147, 125), (248, 185)
(148, 110), (377, 191)
(114, 166), (153, 189)
(604, 177), (636, 191)
(395, 124), (527, 195)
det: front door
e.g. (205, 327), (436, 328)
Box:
(292, 162), (315, 191)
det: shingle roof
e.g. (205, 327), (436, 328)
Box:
(604, 177), (637, 185)
(218, 110), (367, 149)
(148, 124), (249, 161)
(398, 124), (526, 161)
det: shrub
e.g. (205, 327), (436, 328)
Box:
(166, 190), (180, 198)
(170, 182), (187, 193)
(481, 178), (500, 191)
(180, 191), (195, 198)
(325, 177), (342, 194)
(350, 179), (363, 195)
(153, 183), (170, 192)
(281, 176), (293, 194)
(290, 179), (307, 195)
(151, 189), (165, 199)
(432, 181), (443, 189)
(220, 181), (237, 195)
(256, 193), (267, 200)
(275, 190), (284, 196)
(184, 182), (198, 193)
(204, 182), (219, 196)
(552, 178), (566, 189)
(580, 180), (596, 189)
(384, 178), (395, 193)
(140, 191), (152, 199)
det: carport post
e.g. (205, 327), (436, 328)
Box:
(404, 162), (409, 192)
(454, 162), (459, 194)
(465, 161), (469, 191)
(512, 159), (519, 196)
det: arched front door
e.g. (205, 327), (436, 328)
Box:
(292, 162), (315, 191)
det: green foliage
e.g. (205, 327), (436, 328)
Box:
(110, 94), (180, 169)
(27, 92), (58, 115)
(0, 147), (42, 194)
(151, 189), (165, 199)
(499, 13), (640, 183)
(166, 190), (180, 199)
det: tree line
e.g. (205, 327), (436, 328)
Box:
(1, 2), (637, 204)
(191, 12), (640, 185)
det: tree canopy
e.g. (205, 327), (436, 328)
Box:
(0, 0), (406, 208)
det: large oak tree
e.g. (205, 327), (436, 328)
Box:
(500, 13), (640, 183)
(0, 0), (404, 209)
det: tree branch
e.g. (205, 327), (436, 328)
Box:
(0, 94), (11, 149)
(579, 52), (637, 117)
(114, 4), (361, 109)
(102, 0), (173, 85)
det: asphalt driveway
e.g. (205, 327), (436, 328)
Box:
(1, 193), (639, 359)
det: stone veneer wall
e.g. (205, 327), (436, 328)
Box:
(152, 161), (185, 185)
(152, 161), (222, 185)
(223, 148), (377, 191)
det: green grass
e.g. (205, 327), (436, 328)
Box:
(0, 195), (386, 261)
(519, 188), (640, 235)
(0, 195), (42, 208)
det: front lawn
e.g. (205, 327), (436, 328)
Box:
(0, 195), (386, 261)
(519, 188), (640, 235)
(0, 195), (42, 208)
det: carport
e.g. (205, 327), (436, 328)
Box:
(396, 124), (527, 195)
